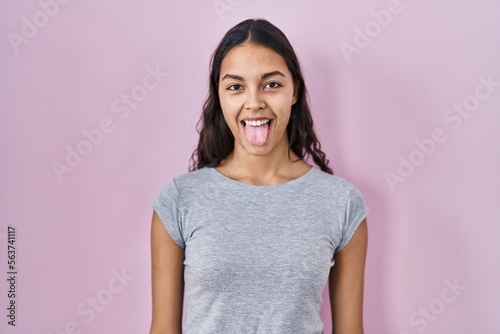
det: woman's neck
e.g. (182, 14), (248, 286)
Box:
(216, 146), (311, 186)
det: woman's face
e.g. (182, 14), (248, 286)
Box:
(218, 43), (297, 158)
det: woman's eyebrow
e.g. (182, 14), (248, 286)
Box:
(221, 74), (244, 81)
(261, 70), (286, 79)
(221, 71), (286, 81)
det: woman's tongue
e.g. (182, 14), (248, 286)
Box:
(244, 122), (269, 147)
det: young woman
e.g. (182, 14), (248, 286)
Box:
(150, 18), (369, 334)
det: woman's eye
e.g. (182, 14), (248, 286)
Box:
(265, 82), (281, 89)
(227, 84), (243, 91)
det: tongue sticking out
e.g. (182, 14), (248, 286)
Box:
(244, 122), (270, 147)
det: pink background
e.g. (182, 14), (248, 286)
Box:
(1, 1), (499, 333)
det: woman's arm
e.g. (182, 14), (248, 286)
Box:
(150, 211), (185, 334)
(329, 218), (368, 334)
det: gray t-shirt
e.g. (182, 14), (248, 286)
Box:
(152, 166), (369, 334)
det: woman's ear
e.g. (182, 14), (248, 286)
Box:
(292, 80), (299, 105)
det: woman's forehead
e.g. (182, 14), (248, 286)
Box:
(220, 44), (290, 78)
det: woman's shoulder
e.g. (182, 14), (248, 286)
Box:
(168, 167), (214, 187)
(308, 167), (361, 195)
(174, 166), (210, 179)
(154, 167), (214, 200)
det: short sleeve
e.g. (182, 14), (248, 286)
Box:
(151, 178), (185, 248)
(335, 183), (369, 253)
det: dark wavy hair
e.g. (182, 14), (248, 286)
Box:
(189, 18), (333, 174)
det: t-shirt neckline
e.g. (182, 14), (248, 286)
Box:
(208, 165), (316, 189)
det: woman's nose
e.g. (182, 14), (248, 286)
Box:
(244, 89), (266, 111)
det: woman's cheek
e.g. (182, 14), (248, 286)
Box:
(222, 96), (242, 112)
